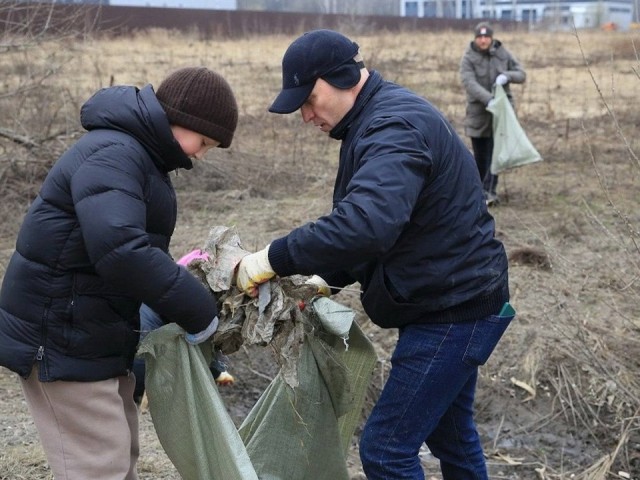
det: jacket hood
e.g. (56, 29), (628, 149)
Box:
(80, 84), (193, 172)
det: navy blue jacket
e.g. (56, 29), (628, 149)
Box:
(269, 71), (508, 328)
(0, 85), (218, 381)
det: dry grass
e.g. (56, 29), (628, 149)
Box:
(1, 26), (639, 479)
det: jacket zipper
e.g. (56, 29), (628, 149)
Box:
(38, 297), (54, 379)
(35, 344), (47, 379)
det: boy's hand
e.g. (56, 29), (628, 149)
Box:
(177, 249), (209, 266)
(184, 316), (219, 345)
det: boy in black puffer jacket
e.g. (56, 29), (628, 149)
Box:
(0, 67), (237, 480)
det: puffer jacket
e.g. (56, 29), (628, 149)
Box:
(0, 84), (218, 382)
(268, 71), (508, 329)
(460, 39), (526, 137)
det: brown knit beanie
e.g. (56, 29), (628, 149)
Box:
(156, 67), (238, 148)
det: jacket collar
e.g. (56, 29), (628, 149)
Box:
(470, 39), (502, 55)
(80, 84), (193, 173)
(329, 70), (384, 141)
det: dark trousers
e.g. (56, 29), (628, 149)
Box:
(471, 137), (498, 195)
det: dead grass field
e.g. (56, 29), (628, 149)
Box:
(1, 26), (639, 479)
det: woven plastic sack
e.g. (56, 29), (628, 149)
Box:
(137, 301), (377, 480)
(137, 324), (259, 480)
(487, 84), (542, 175)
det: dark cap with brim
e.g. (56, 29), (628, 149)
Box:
(270, 84), (315, 115)
(269, 29), (362, 114)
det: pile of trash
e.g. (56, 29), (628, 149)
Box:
(137, 225), (378, 479)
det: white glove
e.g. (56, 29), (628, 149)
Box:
(305, 275), (331, 297)
(235, 245), (275, 297)
(495, 73), (509, 86)
(486, 98), (497, 109)
(185, 316), (219, 345)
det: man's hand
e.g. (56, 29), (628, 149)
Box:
(486, 98), (497, 110)
(305, 275), (331, 297)
(495, 73), (509, 86)
(236, 246), (275, 296)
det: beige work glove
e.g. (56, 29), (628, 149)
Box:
(235, 245), (275, 297)
(305, 275), (331, 297)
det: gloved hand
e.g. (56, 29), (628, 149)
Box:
(305, 275), (331, 297)
(185, 316), (219, 345)
(177, 249), (209, 266)
(215, 371), (235, 386)
(486, 98), (497, 109)
(495, 73), (509, 86)
(210, 349), (235, 386)
(236, 245), (275, 297)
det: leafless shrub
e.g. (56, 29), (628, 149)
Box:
(0, 2), (101, 239)
(534, 27), (640, 479)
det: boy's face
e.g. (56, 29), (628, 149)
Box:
(171, 125), (220, 160)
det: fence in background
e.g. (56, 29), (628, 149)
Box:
(0, 3), (521, 38)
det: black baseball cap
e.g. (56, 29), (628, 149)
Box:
(269, 29), (363, 114)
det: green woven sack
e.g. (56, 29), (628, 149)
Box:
(487, 84), (542, 175)
(137, 299), (377, 480)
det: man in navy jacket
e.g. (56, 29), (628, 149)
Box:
(236, 30), (515, 479)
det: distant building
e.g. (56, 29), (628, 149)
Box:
(108, 0), (236, 8)
(399, 0), (634, 30)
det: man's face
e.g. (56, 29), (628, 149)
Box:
(474, 34), (492, 52)
(299, 78), (354, 134)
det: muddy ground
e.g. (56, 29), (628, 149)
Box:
(0, 29), (639, 480)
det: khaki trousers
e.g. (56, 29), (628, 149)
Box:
(20, 366), (139, 480)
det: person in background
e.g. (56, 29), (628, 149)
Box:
(235, 29), (515, 480)
(0, 66), (238, 480)
(460, 21), (526, 206)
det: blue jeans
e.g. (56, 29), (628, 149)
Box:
(360, 308), (515, 480)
